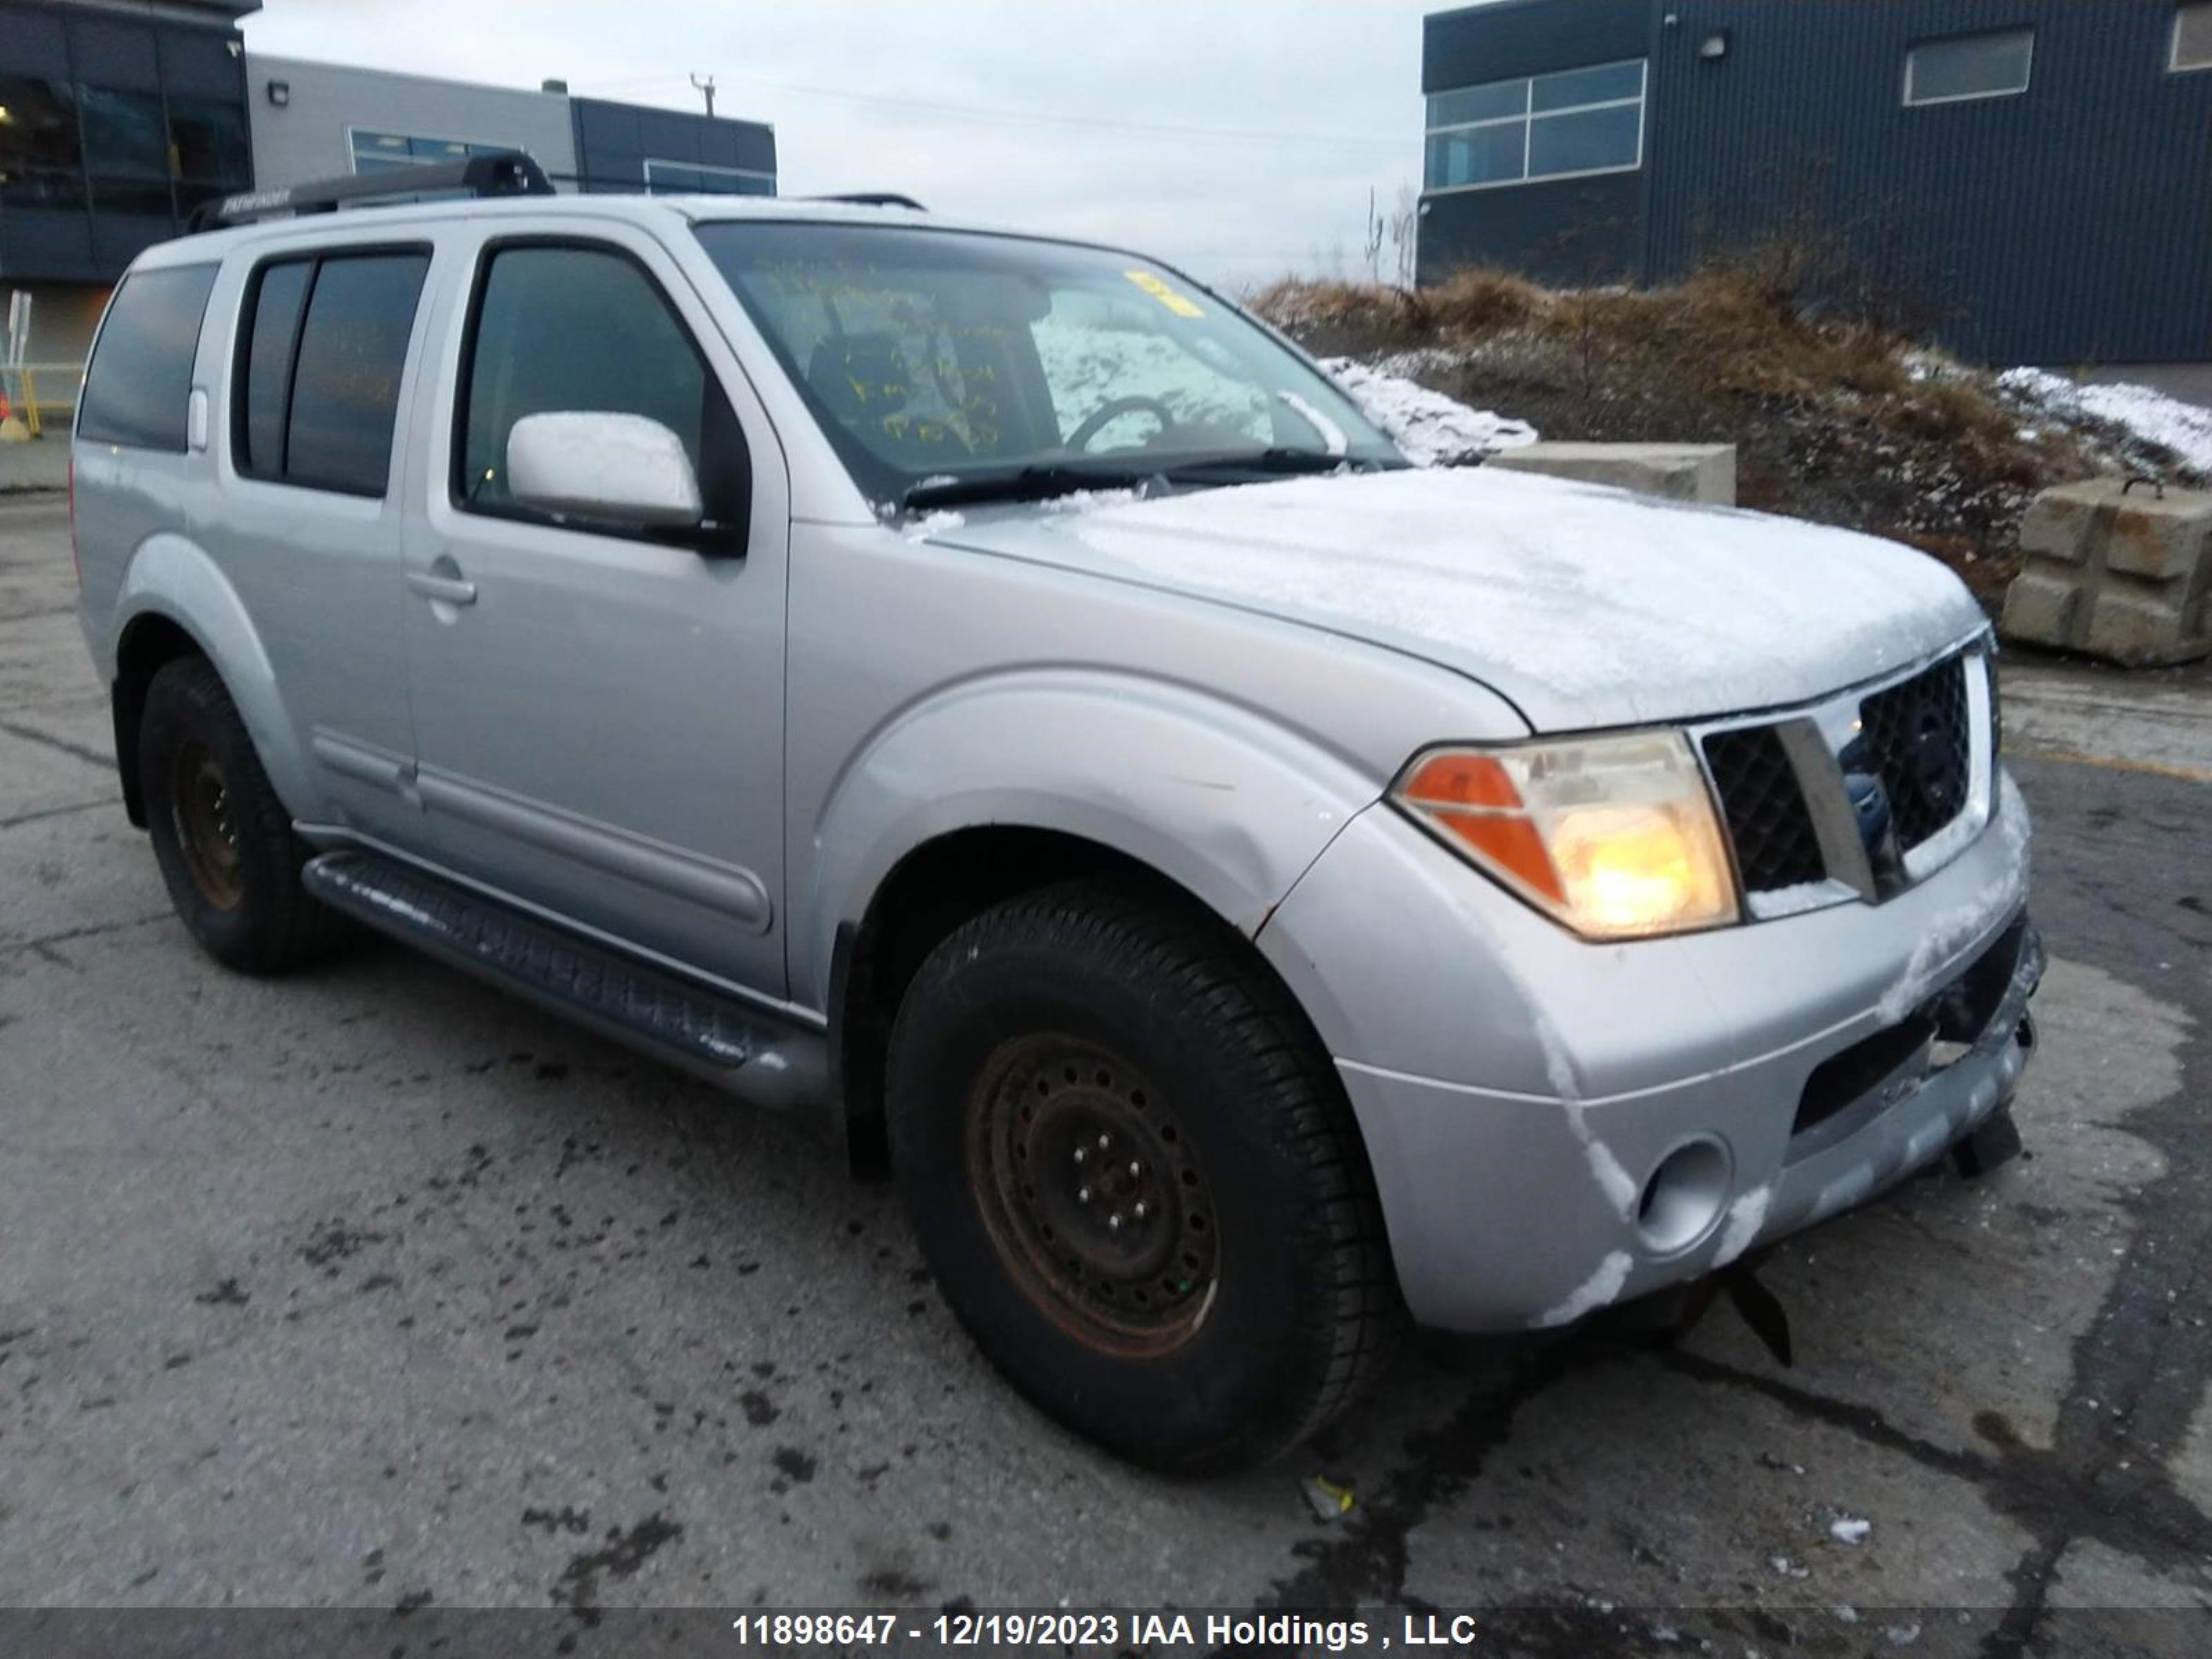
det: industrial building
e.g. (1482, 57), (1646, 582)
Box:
(0, 0), (774, 376)
(1418, 0), (2212, 375)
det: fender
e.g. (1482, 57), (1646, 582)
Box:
(795, 668), (1393, 1011)
(111, 534), (317, 818)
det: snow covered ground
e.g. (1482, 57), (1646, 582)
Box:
(1997, 367), (2212, 476)
(1318, 353), (1538, 467)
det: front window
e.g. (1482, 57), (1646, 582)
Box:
(1424, 59), (1645, 191)
(694, 222), (1399, 507)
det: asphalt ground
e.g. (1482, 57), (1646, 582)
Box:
(3, 490), (2209, 1655)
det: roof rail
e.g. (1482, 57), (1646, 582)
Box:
(805, 192), (928, 211)
(188, 152), (555, 232)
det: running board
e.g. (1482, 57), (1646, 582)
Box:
(303, 850), (826, 1110)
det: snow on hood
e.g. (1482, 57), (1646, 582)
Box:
(924, 466), (1985, 731)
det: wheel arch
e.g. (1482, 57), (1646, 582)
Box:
(827, 823), (1346, 1181)
(112, 611), (210, 827)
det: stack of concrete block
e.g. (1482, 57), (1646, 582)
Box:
(1486, 442), (1737, 505)
(2001, 478), (2212, 666)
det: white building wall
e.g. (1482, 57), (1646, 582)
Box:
(244, 53), (579, 192)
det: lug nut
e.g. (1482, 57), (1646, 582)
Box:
(1128, 1161), (1141, 1178)
(1078, 1185), (1092, 1204)
(1097, 1133), (1111, 1151)
(1108, 1213), (1123, 1232)
(1073, 1147), (1086, 1165)
(1132, 1202), (1147, 1221)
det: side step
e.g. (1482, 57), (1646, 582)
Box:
(303, 849), (827, 1109)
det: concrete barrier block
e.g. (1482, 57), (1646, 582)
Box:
(0, 438), (70, 494)
(2001, 476), (2212, 666)
(2106, 498), (2212, 580)
(2016, 486), (2105, 563)
(1999, 573), (2083, 647)
(2084, 590), (2197, 664)
(1487, 442), (1736, 505)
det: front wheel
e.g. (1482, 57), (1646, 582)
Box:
(886, 878), (1403, 1472)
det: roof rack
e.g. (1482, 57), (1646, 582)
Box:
(189, 152), (554, 232)
(805, 192), (928, 211)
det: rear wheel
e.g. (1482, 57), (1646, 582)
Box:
(887, 877), (1403, 1472)
(138, 657), (346, 973)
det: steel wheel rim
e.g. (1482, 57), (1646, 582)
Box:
(170, 738), (245, 910)
(966, 1032), (1220, 1358)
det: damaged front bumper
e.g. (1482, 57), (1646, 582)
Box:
(1257, 771), (2042, 1334)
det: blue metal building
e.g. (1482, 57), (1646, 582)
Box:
(1418, 0), (2212, 368)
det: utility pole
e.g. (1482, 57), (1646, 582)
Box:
(689, 73), (716, 118)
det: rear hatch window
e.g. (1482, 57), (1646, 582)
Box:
(78, 263), (218, 452)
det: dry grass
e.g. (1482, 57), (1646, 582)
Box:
(1256, 263), (2186, 607)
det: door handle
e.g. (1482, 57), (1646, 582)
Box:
(406, 569), (478, 606)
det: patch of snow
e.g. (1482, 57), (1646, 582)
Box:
(1318, 354), (1538, 466)
(1752, 879), (1848, 919)
(1533, 1249), (1633, 1328)
(939, 465), (1989, 731)
(1829, 1516), (1873, 1545)
(1713, 1186), (1772, 1267)
(906, 508), (966, 541)
(1884, 1624), (1922, 1647)
(1998, 366), (2212, 475)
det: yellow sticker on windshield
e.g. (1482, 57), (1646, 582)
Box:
(1124, 270), (1205, 318)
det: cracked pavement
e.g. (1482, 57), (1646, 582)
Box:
(3, 491), (2211, 1652)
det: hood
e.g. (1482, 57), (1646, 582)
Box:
(923, 467), (1987, 731)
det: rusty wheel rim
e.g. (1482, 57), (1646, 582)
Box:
(966, 1033), (1220, 1358)
(170, 738), (244, 910)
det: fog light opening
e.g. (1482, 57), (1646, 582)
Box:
(1637, 1138), (1731, 1255)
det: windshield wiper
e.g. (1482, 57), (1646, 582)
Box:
(901, 462), (1152, 511)
(1159, 448), (1403, 481)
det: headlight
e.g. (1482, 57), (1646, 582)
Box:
(1392, 732), (1740, 940)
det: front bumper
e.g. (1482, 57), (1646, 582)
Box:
(1257, 770), (2041, 1333)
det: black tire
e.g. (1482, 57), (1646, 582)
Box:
(886, 877), (1404, 1473)
(138, 656), (346, 974)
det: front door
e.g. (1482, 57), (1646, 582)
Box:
(399, 223), (789, 995)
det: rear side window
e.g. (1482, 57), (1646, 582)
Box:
(232, 250), (431, 496)
(78, 265), (218, 451)
(454, 241), (747, 534)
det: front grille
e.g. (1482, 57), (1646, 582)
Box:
(1857, 654), (1971, 850)
(1702, 724), (1826, 892)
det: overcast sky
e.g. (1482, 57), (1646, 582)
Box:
(241, 0), (1443, 292)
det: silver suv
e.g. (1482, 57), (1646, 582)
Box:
(71, 159), (2040, 1472)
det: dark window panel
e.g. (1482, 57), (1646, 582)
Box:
(1528, 102), (1641, 179)
(78, 263), (218, 451)
(65, 18), (160, 91)
(283, 253), (430, 496)
(79, 85), (170, 178)
(237, 259), (312, 476)
(1427, 81), (1526, 128)
(1530, 60), (1642, 113)
(168, 97), (250, 185)
(0, 77), (83, 173)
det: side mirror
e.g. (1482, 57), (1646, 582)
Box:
(505, 411), (703, 530)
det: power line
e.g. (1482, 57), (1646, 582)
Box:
(570, 71), (1407, 150)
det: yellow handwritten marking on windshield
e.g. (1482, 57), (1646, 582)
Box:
(1124, 270), (1204, 318)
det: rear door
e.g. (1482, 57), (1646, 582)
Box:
(200, 238), (435, 845)
(397, 217), (791, 994)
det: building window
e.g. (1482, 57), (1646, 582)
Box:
(1423, 59), (1644, 192)
(0, 76), (84, 209)
(2173, 3), (2212, 71)
(1904, 29), (2034, 106)
(349, 129), (515, 174)
(643, 158), (776, 197)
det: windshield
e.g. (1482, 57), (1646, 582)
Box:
(693, 221), (1402, 507)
